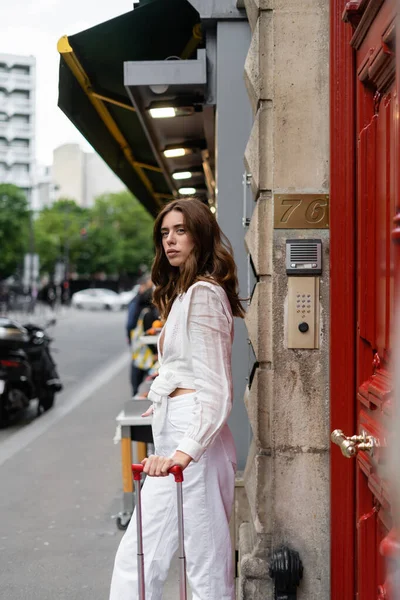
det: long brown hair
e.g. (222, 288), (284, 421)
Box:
(151, 198), (245, 319)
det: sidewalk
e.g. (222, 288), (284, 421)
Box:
(0, 354), (190, 599)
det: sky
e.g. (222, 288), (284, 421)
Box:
(1, 0), (134, 166)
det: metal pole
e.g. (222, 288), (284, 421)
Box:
(28, 210), (35, 313)
(176, 481), (187, 600)
(63, 204), (71, 306)
(27, 188), (37, 313)
(64, 237), (69, 291)
(134, 474), (146, 600)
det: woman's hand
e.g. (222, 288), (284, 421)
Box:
(141, 451), (192, 477)
(141, 406), (153, 417)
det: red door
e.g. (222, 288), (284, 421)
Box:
(331, 0), (399, 598)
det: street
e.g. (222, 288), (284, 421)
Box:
(0, 306), (129, 446)
(0, 308), (185, 599)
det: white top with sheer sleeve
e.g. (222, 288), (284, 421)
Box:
(148, 281), (234, 462)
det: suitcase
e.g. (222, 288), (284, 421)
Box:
(131, 464), (187, 600)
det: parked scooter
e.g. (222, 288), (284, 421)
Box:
(0, 317), (62, 426)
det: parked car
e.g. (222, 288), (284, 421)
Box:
(119, 284), (141, 308)
(71, 288), (124, 311)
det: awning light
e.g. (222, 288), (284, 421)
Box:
(163, 147), (190, 158)
(179, 187), (196, 195)
(149, 107), (176, 119)
(149, 105), (194, 119)
(210, 206), (216, 214)
(173, 171), (192, 180)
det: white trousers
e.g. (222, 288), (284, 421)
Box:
(109, 392), (237, 600)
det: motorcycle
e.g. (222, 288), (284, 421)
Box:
(0, 317), (62, 427)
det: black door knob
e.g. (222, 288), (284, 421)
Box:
(298, 322), (309, 333)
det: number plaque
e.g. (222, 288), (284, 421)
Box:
(274, 194), (329, 229)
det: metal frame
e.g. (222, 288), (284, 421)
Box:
(124, 49), (207, 199)
(57, 35), (167, 209)
(188, 0), (245, 20)
(124, 49), (207, 88)
(132, 465), (187, 600)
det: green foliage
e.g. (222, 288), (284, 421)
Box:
(34, 198), (90, 274)
(91, 191), (155, 275)
(34, 191), (154, 277)
(0, 184), (30, 279)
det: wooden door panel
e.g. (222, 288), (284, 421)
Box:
(356, 468), (379, 600)
(352, 1), (396, 597)
(357, 117), (377, 347)
(375, 93), (396, 361)
(354, 3), (395, 74)
(330, 0), (399, 596)
(355, 86), (395, 599)
(375, 97), (389, 358)
(358, 409), (389, 508)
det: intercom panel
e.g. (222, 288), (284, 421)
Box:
(287, 277), (319, 349)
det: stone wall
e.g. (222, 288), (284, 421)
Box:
(239, 1), (330, 598)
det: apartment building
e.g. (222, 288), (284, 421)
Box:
(52, 143), (125, 208)
(0, 53), (36, 200)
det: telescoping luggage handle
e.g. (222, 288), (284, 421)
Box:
(131, 464), (187, 600)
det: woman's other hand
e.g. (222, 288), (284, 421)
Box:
(141, 451), (192, 477)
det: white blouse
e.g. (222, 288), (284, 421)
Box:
(148, 281), (234, 461)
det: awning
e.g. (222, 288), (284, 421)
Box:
(57, 0), (201, 216)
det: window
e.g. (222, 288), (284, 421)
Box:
(12, 163), (29, 176)
(0, 137), (7, 147)
(11, 90), (29, 100)
(11, 114), (29, 124)
(0, 112), (7, 122)
(11, 65), (30, 75)
(12, 138), (29, 148)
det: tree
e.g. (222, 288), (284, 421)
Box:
(89, 191), (154, 275)
(0, 184), (30, 279)
(34, 191), (154, 278)
(74, 214), (122, 276)
(34, 199), (89, 275)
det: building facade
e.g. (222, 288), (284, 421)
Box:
(32, 164), (57, 211)
(0, 53), (36, 200)
(239, 1), (329, 597)
(52, 143), (126, 208)
(57, 0), (400, 596)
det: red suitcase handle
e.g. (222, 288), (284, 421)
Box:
(131, 463), (184, 482)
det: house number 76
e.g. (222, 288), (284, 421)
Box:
(274, 194), (329, 229)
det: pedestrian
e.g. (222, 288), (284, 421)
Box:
(41, 280), (56, 311)
(127, 275), (157, 396)
(126, 275), (152, 344)
(130, 287), (159, 396)
(110, 198), (245, 600)
(0, 283), (9, 313)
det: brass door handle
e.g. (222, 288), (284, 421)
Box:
(331, 429), (378, 458)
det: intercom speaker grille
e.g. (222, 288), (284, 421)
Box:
(286, 239), (322, 275)
(289, 243), (318, 263)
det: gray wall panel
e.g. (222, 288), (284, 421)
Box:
(216, 20), (252, 470)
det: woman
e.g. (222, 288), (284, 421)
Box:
(110, 198), (245, 600)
